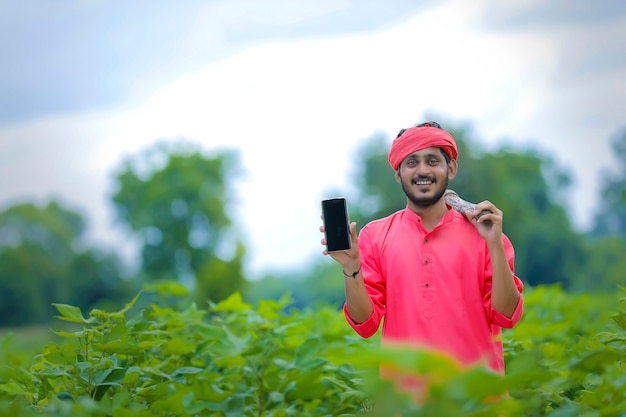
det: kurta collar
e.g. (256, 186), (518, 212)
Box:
(402, 205), (458, 229)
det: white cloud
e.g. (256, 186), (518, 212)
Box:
(1, 0), (624, 276)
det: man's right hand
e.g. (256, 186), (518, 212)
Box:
(320, 221), (360, 273)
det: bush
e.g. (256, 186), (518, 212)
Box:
(0, 284), (624, 416)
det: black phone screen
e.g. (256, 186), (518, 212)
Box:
(322, 197), (351, 252)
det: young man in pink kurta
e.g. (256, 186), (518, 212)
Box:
(321, 121), (524, 396)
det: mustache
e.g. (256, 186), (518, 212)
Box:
(411, 175), (436, 184)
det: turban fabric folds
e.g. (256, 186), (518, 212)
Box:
(388, 127), (458, 170)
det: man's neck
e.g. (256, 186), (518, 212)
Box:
(409, 198), (450, 232)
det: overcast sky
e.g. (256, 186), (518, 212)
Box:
(1, 0), (625, 278)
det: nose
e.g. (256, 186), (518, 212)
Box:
(415, 161), (432, 175)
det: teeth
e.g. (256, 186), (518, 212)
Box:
(415, 181), (432, 185)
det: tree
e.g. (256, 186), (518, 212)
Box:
(343, 117), (586, 288)
(467, 149), (586, 287)
(244, 118), (616, 306)
(591, 128), (626, 238)
(0, 201), (128, 326)
(111, 140), (246, 303)
(347, 131), (406, 226)
(575, 237), (626, 291)
(245, 259), (346, 310)
(577, 127), (626, 291)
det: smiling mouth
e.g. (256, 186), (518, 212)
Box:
(412, 178), (435, 186)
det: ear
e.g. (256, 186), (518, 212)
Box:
(447, 159), (458, 180)
(394, 169), (401, 183)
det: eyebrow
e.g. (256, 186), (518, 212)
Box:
(406, 153), (442, 159)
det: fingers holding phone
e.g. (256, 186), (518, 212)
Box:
(320, 197), (359, 264)
(321, 197), (351, 252)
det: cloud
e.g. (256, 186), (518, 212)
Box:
(1, 0), (625, 275)
(0, 0), (430, 125)
(477, 0), (626, 28)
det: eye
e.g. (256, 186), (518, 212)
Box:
(405, 159), (417, 167)
(428, 159), (439, 165)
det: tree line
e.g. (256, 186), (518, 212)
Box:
(248, 118), (626, 307)
(1, 119), (625, 326)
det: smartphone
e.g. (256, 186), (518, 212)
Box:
(321, 197), (351, 252)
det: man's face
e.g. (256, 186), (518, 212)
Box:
(396, 147), (456, 209)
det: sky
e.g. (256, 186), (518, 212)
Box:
(1, 0), (625, 278)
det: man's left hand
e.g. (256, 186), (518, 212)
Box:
(465, 200), (503, 244)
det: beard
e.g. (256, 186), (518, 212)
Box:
(400, 174), (449, 208)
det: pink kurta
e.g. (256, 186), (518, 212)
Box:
(344, 206), (524, 373)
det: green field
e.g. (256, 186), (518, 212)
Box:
(1, 284), (624, 416)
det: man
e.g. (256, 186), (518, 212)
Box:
(320, 121), (524, 397)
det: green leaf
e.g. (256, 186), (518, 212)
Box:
(52, 303), (95, 324)
(213, 292), (252, 312)
(50, 329), (83, 339)
(611, 311), (626, 329)
(569, 349), (622, 372)
(164, 337), (197, 356)
(37, 362), (72, 378)
(98, 367), (127, 386)
(597, 331), (626, 344)
(224, 326), (252, 355)
(0, 382), (27, 395)
(111, 391), (131, 409)
(172, 367), (203, 379)
(116, 291), (143, 316)
(91, 384), (111, 401)
(273, 358), (295, 370)
(446, 366), (506, 400)
(269, 391), (285, 403)
(42, 343), (73, 364)
(294, 338), (319, 364)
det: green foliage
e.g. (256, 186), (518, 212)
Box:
(245, 259), (346, 310)
(0, 285), (369, 416)
(336, 119), (588, 289)
(581, 127), (626, 291)
(111, 140), (246, 302)
(0, 285), (625, 416)
(347, 131), (406, 226)
(502, 285), (626, 416)
(0, 201), (130, 326)
(457, 147), (586, 287)
(575, 237), (626, 291)
(592, 127), (626, 238)
(448, 134), (586, 289)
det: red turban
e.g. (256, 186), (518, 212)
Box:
(388, 126), (458, 170)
